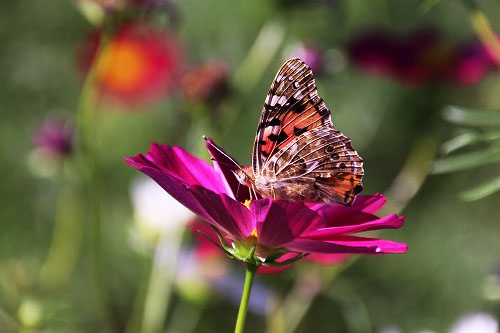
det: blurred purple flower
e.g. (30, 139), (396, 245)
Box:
(33, 117), (73, 159)
(348, 31), (399, 76)
(125, 139), (406, 268)
(348, 28), (494, 86)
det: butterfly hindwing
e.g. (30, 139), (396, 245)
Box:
(269, 126), (364, 205)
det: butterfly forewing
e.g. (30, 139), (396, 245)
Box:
(252, 58), (333, 175)
(251, 58), (364, 205)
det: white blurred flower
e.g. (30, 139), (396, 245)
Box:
(129, 176), (195, 251)
(450, 312), (498, 333)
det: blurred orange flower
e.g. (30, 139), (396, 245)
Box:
(79, 23), (182, 106)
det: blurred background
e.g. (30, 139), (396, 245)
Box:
(1, 0), (500, 332)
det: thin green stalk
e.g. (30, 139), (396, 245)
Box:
(140, 231), (183, 333)
(75, 32), (112, 326)
(39, 186), (84, 289)
(235, 263), (257, 333)
(468, 8), (500, 67)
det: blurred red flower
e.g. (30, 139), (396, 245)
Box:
(78, 23), (182, 106)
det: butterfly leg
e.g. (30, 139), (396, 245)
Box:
(250, 184), (258, 201)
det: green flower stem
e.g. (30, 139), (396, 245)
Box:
(235, 263), (257, 333)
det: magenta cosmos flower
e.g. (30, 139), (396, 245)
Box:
(125, 138), (406, 268)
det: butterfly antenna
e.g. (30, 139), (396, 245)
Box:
(203, 135), (243, 171)
(209, 157), (241, 170)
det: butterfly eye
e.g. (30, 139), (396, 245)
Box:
(325, 146), (334, 153)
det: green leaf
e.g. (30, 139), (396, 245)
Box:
(443, 106), (500, 128)
(441, 130), (500, 154)
(460, 175), (500, 201)
(432, 148), (500, 174)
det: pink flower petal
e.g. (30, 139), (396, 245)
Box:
(188, 185), (255, 239)
(135, 143), (228, 194)
(351, 193), (386, 213)
(287, 236), (407, 254)
(307, 253), (350, 265)
(125, 149), (254, 239)
(124, 161), (214, 222)
(204, 138), (251, 202)
(304, 214), (405, 238)
(251, 199), (321, 249)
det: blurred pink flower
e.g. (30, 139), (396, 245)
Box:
(348, 31), (399, 77)
(33, 117), (73, 159)
(125, 138), (406, 270)
(447, 43), (493, 85)
(78, 22), (182, 106)
(286, 43), (326, 75)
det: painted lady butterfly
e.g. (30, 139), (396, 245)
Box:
(235, 58), (364, 205)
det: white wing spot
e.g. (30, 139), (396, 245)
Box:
(293, 90), (303, 99)
(270, 95), (279, 106)
(306, 160), (319, 171)
(277, 95), (287, 106)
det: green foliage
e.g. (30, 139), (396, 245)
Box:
(434, 106), (500, 200)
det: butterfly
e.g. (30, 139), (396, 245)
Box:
(234, 58), (364, 205)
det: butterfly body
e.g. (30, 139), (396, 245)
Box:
(237, 58), (364, 205)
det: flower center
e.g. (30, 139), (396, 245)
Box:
(249, 229), (258, 240)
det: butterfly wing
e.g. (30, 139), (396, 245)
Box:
(252, 58), (364, 205)
(270, 125), (364, 205)
(252, 58), (333, 175)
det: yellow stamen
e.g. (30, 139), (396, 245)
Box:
(249, 229), (258, 239)
(244, 199), (251, 210)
